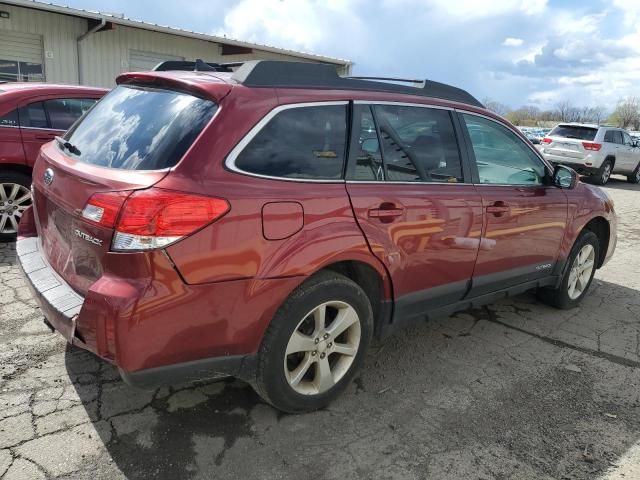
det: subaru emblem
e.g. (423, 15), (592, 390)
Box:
(43, 168), (54, 186)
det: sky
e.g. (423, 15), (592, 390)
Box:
(60, 0), (640, 111)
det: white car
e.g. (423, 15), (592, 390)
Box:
(541, 123), (640, 185)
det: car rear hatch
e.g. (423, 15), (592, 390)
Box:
(543, 125), (600, 161)
(31, 82), (222, 296)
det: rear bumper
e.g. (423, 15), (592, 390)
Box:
(17, 236), (90, 350)
(17, 209), (303, 388)
(543, 154), (599, 175)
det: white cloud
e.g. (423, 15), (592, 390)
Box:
(210, 0), (639, 110)
(217, 0), (366, 52)
(503, 37), (524, 47)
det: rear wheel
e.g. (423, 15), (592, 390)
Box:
(0, 172), (32, 242)
(627, 164), (640, 184)
(538, 231), (599, 309)
(254, 271), (373, 413)
(593, 159), (612, 185)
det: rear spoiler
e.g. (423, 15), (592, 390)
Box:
(115, 71), (232, 102)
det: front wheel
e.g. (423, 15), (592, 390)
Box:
(538, 231), (599, 309)
(254, 271), (373, 413)
(627, 164), (640, 184)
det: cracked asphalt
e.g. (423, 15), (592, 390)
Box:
(1, 177), (640, 480)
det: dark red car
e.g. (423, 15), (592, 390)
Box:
(17, 61), (617, 413)
(0, 82), (107, 240)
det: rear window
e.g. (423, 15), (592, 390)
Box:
(63, 85), (217, 170)
(549, 125), (597, 141)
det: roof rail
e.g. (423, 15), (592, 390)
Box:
(152, 59), (244, 73)
(231, 61), (484, 108)
(345, 76), (425, 85)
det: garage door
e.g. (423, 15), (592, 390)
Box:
(0, 30), (44, 82)
(129, 50), (184, 72)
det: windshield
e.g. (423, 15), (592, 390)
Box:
(549, 125), (597, 141)
(63, 85), (217, 170)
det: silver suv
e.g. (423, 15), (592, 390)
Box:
(541, 123), (640, 185)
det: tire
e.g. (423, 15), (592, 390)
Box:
(627, 164), (640, 184)
(254, 271), (373, 413)
(0, 171), (32, 243)
(538, 231), (599, 309)
(593, 159), (613, 185)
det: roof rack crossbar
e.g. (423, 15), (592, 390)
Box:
(231, 61), (484, 108)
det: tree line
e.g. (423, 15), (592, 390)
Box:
(483, 97), (640, 130)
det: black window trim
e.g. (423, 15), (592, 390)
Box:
(225, 101), (349, 183)
(345, 100), (474, 185)
(456, 109), (555, 187)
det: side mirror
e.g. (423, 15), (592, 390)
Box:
(361, 138), (379, 154)
(553, 165), (578, 189)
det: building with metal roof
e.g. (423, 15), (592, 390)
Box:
(0, 0), (352, 87)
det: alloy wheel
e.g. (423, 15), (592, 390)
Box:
(0, 183), (31, 234)
(567, 244), (596, 300)
(602, 164), (611, 183)
(284, 300), (361, 395)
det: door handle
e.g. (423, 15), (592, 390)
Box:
(486, 201), (510, 216)
(35, 135), (56, 140)
(368, 203), (404, 222)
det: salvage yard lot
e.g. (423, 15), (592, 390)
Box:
(1, 179), (639, 480)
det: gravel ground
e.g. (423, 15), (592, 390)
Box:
(1, 177), (639, 480)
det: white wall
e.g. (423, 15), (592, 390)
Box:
(0, 3), (86, 84)
(0, 4), (350, 87)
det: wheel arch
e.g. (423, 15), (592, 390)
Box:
(581, 216), (610, 268)
(603, 155), (616, 169)
(318, 259), (393, 338)
(0, 163), (33, 179)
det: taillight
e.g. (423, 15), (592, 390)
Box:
(82, 192), (129, 227)
(582, 142), (602, 151)
(541, 137), (552, 144)
(111, 188), (229, 251)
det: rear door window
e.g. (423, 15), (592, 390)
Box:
(349, 105), (384, 181)
(549, 125), (597, 141)
(613, 131), (623, 144)
(63, 85), (217, 170)
(0, 108), (18, 127)
(20, 102), (48, 129)
(45, 98), (97, 130)
(372, 104), (464, 183)
(233, 104), (347, 180)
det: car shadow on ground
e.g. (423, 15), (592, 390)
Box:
(583, 175), (640, 191)
(66, 278), (640, 480)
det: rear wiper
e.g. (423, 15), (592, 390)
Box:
(54, 136), (81, 156)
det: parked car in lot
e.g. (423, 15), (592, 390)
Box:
(540, 123), (640, 185)
(17, 61), (617, 413)
(0, 82), (107, 240)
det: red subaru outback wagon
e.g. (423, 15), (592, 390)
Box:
(17, 60), (616, 413)
(0, 82), (107, 240)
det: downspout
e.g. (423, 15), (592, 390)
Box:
(77, 18), (106, 85)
